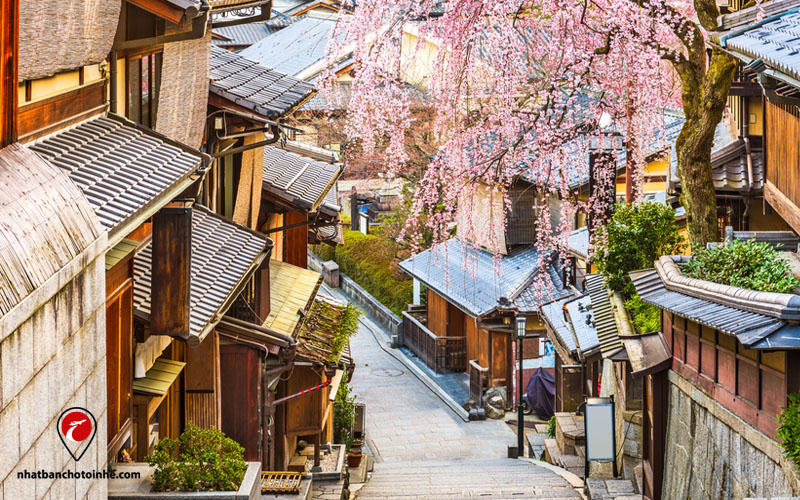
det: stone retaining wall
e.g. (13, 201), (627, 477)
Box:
(662, 370), (800, 499)
(0, 235), (108, 500)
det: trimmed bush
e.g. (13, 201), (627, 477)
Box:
(684, 239), (800, 294)
(314, 229), (413, 315)
(778, 392), (800, 468)
(145, 424), (247, 492)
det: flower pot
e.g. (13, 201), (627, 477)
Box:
(347, 452), (363, 468)
(350, 438), (363, 453)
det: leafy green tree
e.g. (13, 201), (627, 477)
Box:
(777, 392), (800, 468)
(594, 201), (683, 293)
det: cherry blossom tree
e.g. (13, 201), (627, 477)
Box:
(321, 0), (736, 251)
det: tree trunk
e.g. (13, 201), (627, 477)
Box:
(673, 46), (736, 248)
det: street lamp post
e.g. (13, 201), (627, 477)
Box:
(515, 316), (526, 458)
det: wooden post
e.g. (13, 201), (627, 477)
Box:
(0, 0), (18, 147)
(152, 207), (192, 338)
(254, 263), (271, 322)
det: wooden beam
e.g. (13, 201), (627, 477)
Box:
(0, 0), (18, 147)
(765, 180), (800, 236)
(151, 206), (192, 338)
(17, 81), (106, 142)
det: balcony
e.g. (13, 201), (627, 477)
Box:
(401, 309), (466, 374)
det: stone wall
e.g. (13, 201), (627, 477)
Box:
(662, 370), (800, 499)
(0, 236), (107, 500)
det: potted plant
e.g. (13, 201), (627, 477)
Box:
(333, 382), (357, 444)
(109, 424), (263, 500)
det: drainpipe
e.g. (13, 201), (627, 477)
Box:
(109, 50), (118, 114)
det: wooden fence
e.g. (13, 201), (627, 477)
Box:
(401, 311), (466, 373)
(469, 360), (489, 405)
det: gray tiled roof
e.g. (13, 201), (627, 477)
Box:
(540, 296), (578, 353)
(210, 46), (315, 119)
(566, 295), (598, 353)
(240, 17), (337, 77)
(399, 238), (566, 317)
(213, 22), (282, 48)
(723, 8), (800, 87)
(585, 273), (621, 356)
(630, 268), (797, 349)
(132, 206), (270, 342)
(513, 264), (571, 313)
(262, 144), (343, 210)
(568, 227), (589, 259)
(29, 115), (204, 234)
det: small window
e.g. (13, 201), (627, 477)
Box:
(127, 52), (162, 129)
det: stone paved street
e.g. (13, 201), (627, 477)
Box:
(330, 288), (581, 499)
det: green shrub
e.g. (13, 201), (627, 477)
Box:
(684, 239), (800, 294)
(594, 201), (683, 293)
(314, 229), (413, 315)
(333, 382), (357, 445)
(145, 424), (247, 492)
(625, 294), (661, 334)
(546, 416), (556, 438)
(777, 392), (800, 468)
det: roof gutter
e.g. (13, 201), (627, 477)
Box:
(719, 7), (800, 48)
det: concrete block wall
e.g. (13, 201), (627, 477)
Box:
(0, 242), (107, 500)
(662, 370), (800, 500)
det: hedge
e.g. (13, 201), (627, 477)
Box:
(315, 229), (413, 315)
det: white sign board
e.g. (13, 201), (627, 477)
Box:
(585, 402), (615, 461)
(359, 213), (369, 235)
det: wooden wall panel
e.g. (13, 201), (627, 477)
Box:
(766, 102), (800, 207)
(220, 344), (260, 462)
(17, 81), (105, 142)
(465, 316), (478, 362)
(477, 328), (489, 369)
(186, 392), (216, 429)
(447, 303), (464, 337)
(285, 366), (325, 436)
(490, 332), (508, 387)
(427, 289), (448, 337)
(284, 211), (308, 268)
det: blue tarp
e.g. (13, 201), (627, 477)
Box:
(526, 367), (555, 419)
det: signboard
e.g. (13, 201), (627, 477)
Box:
(583, 396), (618, 477)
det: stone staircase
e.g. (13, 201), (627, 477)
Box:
(354, 458), (581, 499)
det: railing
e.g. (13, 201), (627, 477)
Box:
(469, 360), (489, 406)
(401, 311), (466, 374)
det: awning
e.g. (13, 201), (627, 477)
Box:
(264, 259), (322, 337)
(105, 239), (139, 271)
(30, 114), (209, 247)
(133, 358), (186, 396)
(262, 145), (344, 213)
(210, 47), (315, 119)
(620, 332), (672, 378)
(133, 206), (271, 345)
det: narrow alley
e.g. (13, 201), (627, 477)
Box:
(331, 286), (581, 499)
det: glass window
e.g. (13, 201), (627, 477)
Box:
(126, 52), (162, 128)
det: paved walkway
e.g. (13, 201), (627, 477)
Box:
(323, 286), (581, 499)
